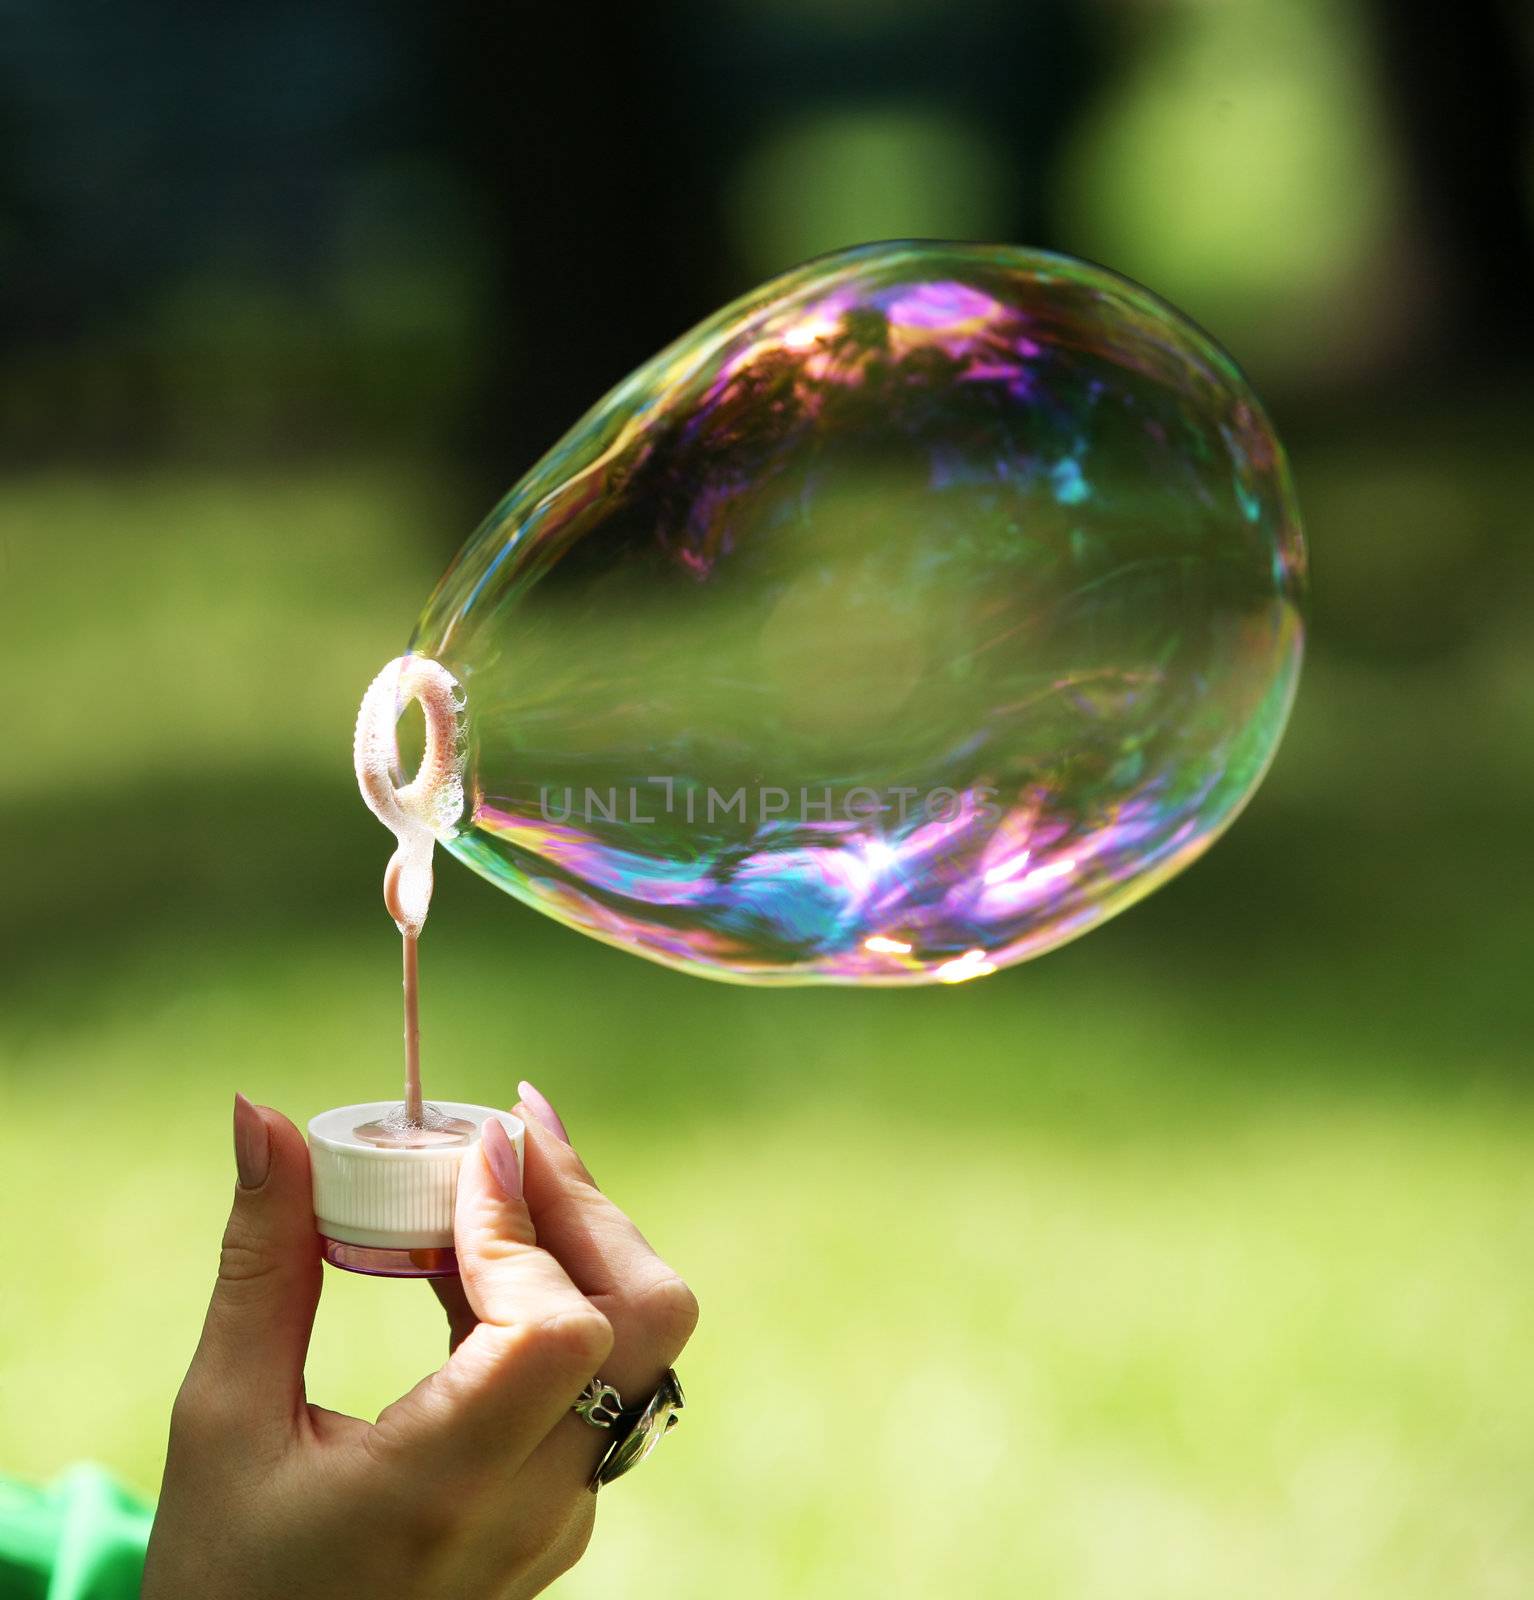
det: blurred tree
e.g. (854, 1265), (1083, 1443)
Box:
(415, 0), (1101, 529)
(1368, 0), (1534, 373)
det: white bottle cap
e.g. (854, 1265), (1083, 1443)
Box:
(308, 1102), (524, 1249)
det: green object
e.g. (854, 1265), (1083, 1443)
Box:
(0, 1466), (152, 1600)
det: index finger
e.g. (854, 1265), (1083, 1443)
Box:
(517, 1099), (695, 1326)
(506, 1098), (698, 1493)
(369, 1115), (614, 1484)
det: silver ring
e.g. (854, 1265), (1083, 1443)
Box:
(572, 1377), (626, 1430)
(571, 1370), (685, 1490)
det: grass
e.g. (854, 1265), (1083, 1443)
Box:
(1, 459), (1531, 1596)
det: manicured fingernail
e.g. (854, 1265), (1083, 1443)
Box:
(517, 1080), (570, 1144)
(233, 1092), (271, 1189)
(481, 1115), (523, 1200)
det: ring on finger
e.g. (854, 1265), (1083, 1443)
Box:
(571, 1370), (685, 1491)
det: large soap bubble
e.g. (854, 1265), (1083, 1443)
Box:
(406, 242), (1305, 984)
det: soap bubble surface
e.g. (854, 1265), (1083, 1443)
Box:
(412, 242), (1305, 984)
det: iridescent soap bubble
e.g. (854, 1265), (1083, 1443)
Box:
(408, 242), (1305, 984)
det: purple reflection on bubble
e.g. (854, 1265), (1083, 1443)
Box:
(884, 280), (1003, 330)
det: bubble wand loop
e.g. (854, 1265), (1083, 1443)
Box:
(353, 656), (466, 1126)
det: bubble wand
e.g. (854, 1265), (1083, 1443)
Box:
(350, 657), (475, 1146)
(303, 658), (523, 1277)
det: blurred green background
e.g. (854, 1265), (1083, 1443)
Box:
(2, 1), (1533, 1596)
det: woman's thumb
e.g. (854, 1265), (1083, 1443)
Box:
(184, 1095), (323, 1426)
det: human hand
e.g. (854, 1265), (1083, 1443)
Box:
(142, 1087), (698, 1599)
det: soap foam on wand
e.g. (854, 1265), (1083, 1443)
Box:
(353, 657), (475, 1150)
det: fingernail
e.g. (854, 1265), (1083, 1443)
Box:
(481, 1115), (523, 1200)
(517, 1080), (570, 1144)
(233, 1092), (271, 1189)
